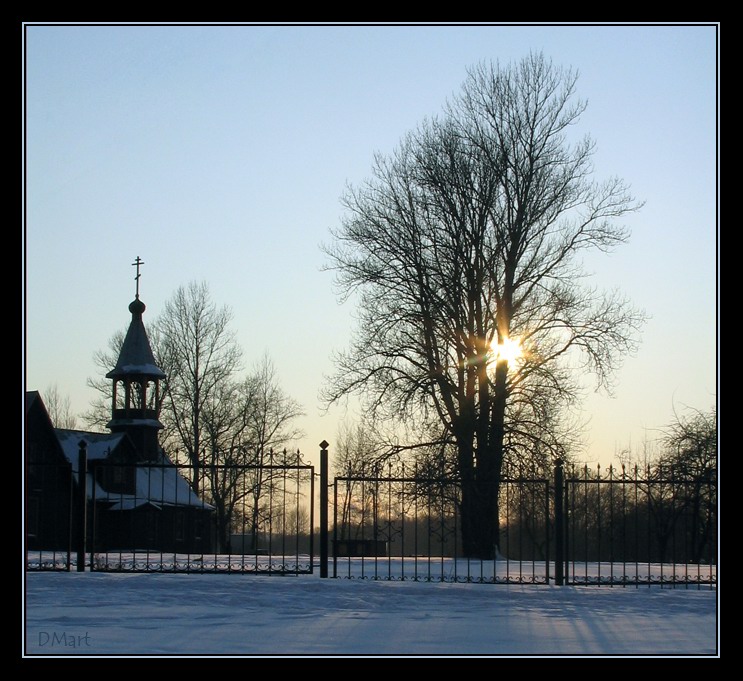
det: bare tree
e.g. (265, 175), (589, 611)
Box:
(656, 406), (717, 563)
(661, 406), (717, 476)
(82, 329), (126, 432)
(323, 54), (645, 558)
(238, 355), (305, 548)
(83, 286), (306, 552)
(154, 281), (243, 493)
(44, 384), (78, 429)
(197, 356), (305, 552)
(198, 377), (252, 552)
(332, 421), (383, 541)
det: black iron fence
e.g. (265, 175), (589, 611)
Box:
(562, 462), (717, 586)
(25, 445), (717, 588)
(25, 445), (315, 574)
(329, 459), (717, 587)
(331, 463), (551, 583)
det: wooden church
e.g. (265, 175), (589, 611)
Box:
(25, 260), (214, 557)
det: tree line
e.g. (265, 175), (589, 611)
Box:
(330, 407), (716, 564)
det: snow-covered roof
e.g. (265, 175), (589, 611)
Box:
(107, 499), (162, 511)
(110, 363), (165, 376)
(53, 428), (211, 511)
(55, 429), (127, 466)
(124, 461), (210, 510)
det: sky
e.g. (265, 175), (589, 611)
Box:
(22, 23), (719, 470)
(23, 570), (718, 657)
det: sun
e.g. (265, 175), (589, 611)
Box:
(491, 336), (523, 364)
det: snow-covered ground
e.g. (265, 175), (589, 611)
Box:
(23, 567), (718, 658)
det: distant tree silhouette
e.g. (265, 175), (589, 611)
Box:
(44, 383), (78, 429)
(650, 406), (717, 563)
(84, 329), (126, 432)
(332, 421), (385, 541)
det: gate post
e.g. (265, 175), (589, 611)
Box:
(319, 440), (329, 578)
(554, 458), (564, 586)
(76, 440), (88, 572)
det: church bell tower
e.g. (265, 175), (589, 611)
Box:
(105, 257), (166, 461)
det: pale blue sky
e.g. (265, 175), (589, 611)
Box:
(23, 23), (718, 467)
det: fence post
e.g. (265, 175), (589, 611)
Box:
(319, 440), (329, 578)
(554, 458), (564, 586)
(76, 440), (88, 572)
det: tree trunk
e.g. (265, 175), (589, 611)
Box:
(458, 359), (508, 559)
(458, 435), (502, 559)
(459, 474), (500, 559)
(215, 505), (231, 554)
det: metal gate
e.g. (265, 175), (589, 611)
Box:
(331, 463), (553, 583)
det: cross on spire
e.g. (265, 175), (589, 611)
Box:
(132, 256), (145, 298)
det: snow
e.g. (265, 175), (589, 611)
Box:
(23, 568), (718, 658)
(130, 464), (206, 508)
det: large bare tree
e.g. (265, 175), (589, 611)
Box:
(323, 54), (646, 558)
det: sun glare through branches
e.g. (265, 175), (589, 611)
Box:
(491, 337), (524, 365)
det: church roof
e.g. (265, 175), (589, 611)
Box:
(55, 428), (128, 464)
(26, 390), (44, 414)
(54, 428), (210, 510)
(106, 297), (166, 380)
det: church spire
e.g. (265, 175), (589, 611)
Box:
(106, 256), (164, 380)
